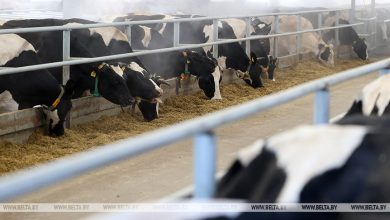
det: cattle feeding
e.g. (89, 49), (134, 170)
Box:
(1, 18), (166, 121)
(323, 17), (368, 61)
(0, 34), (73, 136)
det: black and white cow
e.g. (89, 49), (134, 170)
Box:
(216, 118), (390, 207)
(65, 18), (167, 121)
(344, 73), (390, 117)
(116, 13), (264, 88)
(112, 15), (224, 100)
(1, 19), (134, 107)
(203, 20), (263, 88)
(323, 17), (368, 60)
(0, 34), (73, 136)
(218, 18), (274, 80)
(2, 19), (165, 121)
(258, 15), (335, 66)
(376, 8), (390, 42)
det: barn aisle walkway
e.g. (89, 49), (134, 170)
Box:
(1, 72), (378, 220)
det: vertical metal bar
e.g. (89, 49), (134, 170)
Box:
(173, 22), (180, 47)
(273, 15), (279, 58)
(335, 11), (340, 47)
(62, 29), (71, 129)
(371, 0), (376, 50)
(193, 131), (216, 199)
(245, 17), (251, 57)
(350, 0), (356, 23)
(62, 30), (70, 84)
(296, 15), (302, 59)
(318, 13), (322, 36)
(125, 23), (132, 46)
(314, 88), (330, 124)
(213, 19), (219, 59)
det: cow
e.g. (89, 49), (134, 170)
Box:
(212, 116), (390, 219)
(116, 13), (264, 89)
(376, 8), (390, 42)
(65, 19), (168, 121)
(1, 19), (134, 107)
(344, 73), (390, 117)
(0, 34), (73, 136)
(1, 18), (166, 121)
(203, 20), (263, 88)
(323, 17), (368, 60)
(111, 15), (224, 100)
(255, 15), (335, 66)
(219, 18), (276, 81)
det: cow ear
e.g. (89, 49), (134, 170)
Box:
(328, 44), (334, 49)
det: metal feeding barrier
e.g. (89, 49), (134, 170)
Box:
(0, 7), (386, 201)
(0, 58), (389, 202)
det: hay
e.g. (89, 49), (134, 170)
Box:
(0, 58), (376, 174)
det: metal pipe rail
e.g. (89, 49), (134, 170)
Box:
(0, 8), (349, 35)
(0, 22), (363, 76)
(0, 57), (389, 202)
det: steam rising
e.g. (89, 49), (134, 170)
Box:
(0, 0), (390, 20)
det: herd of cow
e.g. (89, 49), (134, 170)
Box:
(0, 12), (371, 137)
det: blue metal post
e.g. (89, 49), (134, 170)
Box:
(62, 29), (70, 84)
(335, 11), (340, 46)
(193, 131), (216, 199)
(245, 17), (251, 57)
(297, 15), (302, 59)
(173, 22), (180, 47)
(213, 19), (219, 59)
(318, 13), (322, 36)
(314, 88), (330, 124)
(62, 29), (71, 128)
(125, 23), (132, 46)
(273, 15), (279, 58)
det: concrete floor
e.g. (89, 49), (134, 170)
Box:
(0, 72), (380, 220)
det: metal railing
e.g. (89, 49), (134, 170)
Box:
(0, 8), (362, 75)
(0, 8), (379, 201)
(0, 57), (389, 202)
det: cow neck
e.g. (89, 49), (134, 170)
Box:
(246, 58), (254, 73)
(42, 86), (64, 111)
(90, 63), (106, 97)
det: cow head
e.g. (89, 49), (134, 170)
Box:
(121, 62), (166, 121)
(42, 80), (75, 136)
(236, 52), (263, 88)
(251, 18), (272, 36)
(182, 50), (222, 99)
(318, 43), (334, 66)
(90, 62), (134, 106)
(352, 38), (368, 60)
(137, 75), (168, 122)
